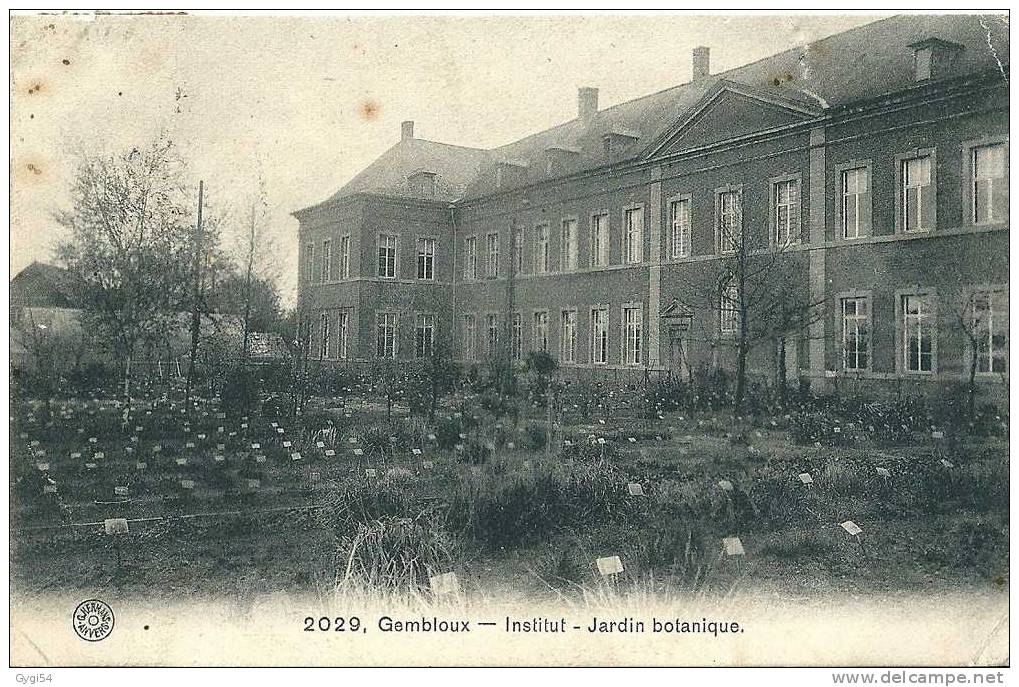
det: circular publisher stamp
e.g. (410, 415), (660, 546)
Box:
(72, 599), (115, 642)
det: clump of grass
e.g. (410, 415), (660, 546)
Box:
(336, 516), (461, 593)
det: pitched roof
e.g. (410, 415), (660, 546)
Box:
(303, 14), (1008, 208)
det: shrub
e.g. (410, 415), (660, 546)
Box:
(789, 411), (853, 447)
(220, 366), (260, 414)
(522, 422), (548, 450)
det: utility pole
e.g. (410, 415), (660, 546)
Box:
(184, 180), (204, 408)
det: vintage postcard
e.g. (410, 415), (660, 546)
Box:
(8, 10), (1010, 673)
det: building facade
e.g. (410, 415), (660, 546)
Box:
(294, 15), (1009, 396)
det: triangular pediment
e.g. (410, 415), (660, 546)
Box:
(646, 80), (823, 159)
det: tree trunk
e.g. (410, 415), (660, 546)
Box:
(777, 337), (788, 401)
(969, 346), (978, 419)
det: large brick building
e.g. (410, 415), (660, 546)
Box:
(294, 15), (1008, 396)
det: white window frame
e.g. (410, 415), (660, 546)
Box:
(321, 239), (332, 282)
(534, 224), (549, 274)
(560, 309), (577, 364)
(377, 233), (398, 279)
(837, 163), (872, 240)
(895, 149), (937, 233)
(621, 304), (643, 366)
(963, 137), (1009, 226)
(590, 306), (609, 364)
(560, 218), (578, 271)
(590, 212), (610, 267)
(533, 310), (549, 352)
(896, 290), (937, 375)
(770, 174), (801, 247)
(485, 313), (500, 358)
(623, 206), (644, 264)
(376, 312), (398, 359)
(414, 312), (436, 358)
(720, 281), (740, 335)
(416, 237), (436, 281)
(668, 194), (691, 260)
(464, 235), (478, 280)
(337, 311), (349, 359)
(967, 287), (1008, 375)
(338, 235), (351, 279)
(319, 312), (331, 359)
(510, 312), (522, 361)
(715, 186), (743, 254)
(486, 232), (499, 278)
(462, 314), (477, 361)
(305, 242), (316, 284)
(840, 292), (872, 373)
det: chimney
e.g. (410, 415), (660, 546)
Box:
(401, 120), (415, 142)
(578, 87), (599, 123)
(692, 46), (710, 80)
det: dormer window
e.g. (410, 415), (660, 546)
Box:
(494, 160), (528, 189)
(602, 129), (641, 159)
(408, 170), (436, 197)
(907, 38), (964, 82)
(543, 146), (580, 177)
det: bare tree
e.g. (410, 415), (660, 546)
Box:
(56, 138), (201, 405)
(673, 198), (825, 411)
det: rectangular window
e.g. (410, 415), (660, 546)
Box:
(305, 243), (316, 284)
(511, 312), (522, 361)
(416, 237), (435, 280)
(902, 156), (934, 232)
(773, 179), (799, 246)
(972, 144), (1007, 224)
(717, 190), (742, 253)
(970, 290), (1008, 374)
(560, 219), (578, 271)
(377, 234), (397, 278)
(533, 311), (548, 352)
(464, 236), (477, 280)
(590, 308), (609, 364)
(512, 230), (523, 275)
(486, 232), (499, 278)
(591, 213), (609, 267)
(669, 198), (691, 259)
(486, 314), (500, 358)
(841, 297), (870, 371)
(622, 306), (642, 365)
(902, 294), (935, 373)
(534, 225), (549, 273)
(841, 168), (870, 239)
(560, 310), (577, 363)
(414, 313), (435, 358)
(337, 311), (349, 359)
(623, 208), (643, 264)
(462, 314), (476, 360)
(720, 282), (740, 334)
(321, 239), (332, 282)
(319, 312), (331, 359)
(376, 313), (397, 358)
(339, 236), (351, 278)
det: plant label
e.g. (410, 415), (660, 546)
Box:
(291, 452), (302, 461)
(185, 441), (195, 449)
(365, 468), (376, 478)
(214, 455), (225, 462)
(840, 521), (862, 537)
(248, 479), (260, 489)
(104, 518), (129, 535)
(197, 433), (206, 440)
(89, 437), (97, 444)
(181, 479), (195, 490)
(37, 462), (49, 471)
(324, 449), (335, 457)
(353, 448), (364, 456)
(718, 479), (734, 492)
(153, 445), (162, 453)
(941, 459), (954, 469)
(217, 443), (225, 451)
(71, 452), (81, 459)
(427, 434), (436, 441)
(85, 462), (97, 470)
(241, 423), (248, 429)
(176, 458), (187, 466)
(932, 431), (945, 439)
(876, 467), (891, 478)
(43, 484), (57, 494)
(628, 437), (636, 443)
(412, 448), (422, 455)
(283, 441), (292, 448)
(115, 486), (128, 496)
(251, 443), (261, 450)
(316, 441), (325, 449)
(596, 556), (624, 576)
(255, 455), (266, 464)
(349, 437), (357, 444)
(722, 536), (745, 556)
(136, 462), (147, 470)
(627, 483), (644, 496)
(597, 438), (606, 445)
(429, 571), (460, 596)
(798, 473), (813, 485)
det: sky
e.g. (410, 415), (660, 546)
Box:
(10, 12), (886, 306)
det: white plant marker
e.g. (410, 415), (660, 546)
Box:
(283, 441), (292, 448)
(628, 437), (636, 443)
(941, 459), (954, 469)
(214, 454), (225, 463)
(798, 472), (814, 485)
(176, 458), (187, 466)
(427, 433), (436, 441)
(255, 455), (266, 464)
(136, 462), (147, 470)
(316, 441), (325, 449)
(596, 556), (624, 576)
(43, 484), (57, 494)
(365, 468), (376, 478)
(353, 448), (364, 456)
(412, 448), (422, 455)
(932, 430), (945, 440)
(36, 462), (49, 471)
(291, 452), (302, 461)
(627, 483), (644, 496)
(324, 449), (335, 457)
(115, 486), (129, 496)
(248, 479), (260, 489)
(85, 462), (97, 470)
(597, 438), (606, 445)
(251, 443), (261, 450)
(507, 442), (516, 449)
(840, 521), (862, 537)
(429, 571), (460, 596)
(718, 479), (734, 492)
(876, 467), (891, 478)
(722, 536), (745, 556)
(181, 479), (195, 490)
(104, 518), (129, 535)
